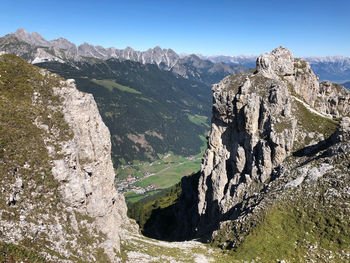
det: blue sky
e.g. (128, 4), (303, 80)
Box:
(0, 0), (349, 57)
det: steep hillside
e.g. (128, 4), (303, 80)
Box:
(0, 54), (137, 261)
(139, 47), (350, 262)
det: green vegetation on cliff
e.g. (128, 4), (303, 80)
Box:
(0, 242), (48, 263)
(0, 55), (110, 262)
(0, 54), (66, 260)
(0, 54), (71, 210)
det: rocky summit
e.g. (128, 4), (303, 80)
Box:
(195, 47), (350, 260)
(140, 47), (350, 262)
(198, 46), (350, 221)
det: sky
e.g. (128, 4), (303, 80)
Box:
(0, 0), (349, 57)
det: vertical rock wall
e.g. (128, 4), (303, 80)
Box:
(52, 78), (137, 261)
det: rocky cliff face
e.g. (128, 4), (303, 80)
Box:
(191, 47), (350, 260)
(50, 77), (137, 260)
(0, 54), (136, 262)
(197, 47), (345, 221)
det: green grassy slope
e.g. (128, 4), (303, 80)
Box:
(229, 176), (350, 262)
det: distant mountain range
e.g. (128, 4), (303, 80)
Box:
(0, 28), (247, 84)
(198, 54), (257, 68)
(342, 81), (350, 90)
(1, 29), (349, 83)
(304, 56), (350, 83)
(201, 54), (350, 83)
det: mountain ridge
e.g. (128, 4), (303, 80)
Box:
(5, 28), (350, 83)
(1, 28), (249, 84)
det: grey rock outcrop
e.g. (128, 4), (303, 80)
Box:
(317, 80), (350, 117)
(51, 78), (136, 261)
(0, 55), (137, 262)
(195, 46), (350, 235)
(256, 46), (295, 78)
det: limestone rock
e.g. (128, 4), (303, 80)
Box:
(256, 46), (294, 78)
(0, 55), (137, 262)
(195, 46), (350, 236)
(51, 78), (136, 260)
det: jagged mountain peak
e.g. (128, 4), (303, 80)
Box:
(51, 37), (76, 48)
(14, 27), (30, 37)
(78, 42), (93, 48)
(152, 45), (163, 51)
(256, 46), (295, 78)
(124, 46), (135, 51)
(14, 28), (50, 46)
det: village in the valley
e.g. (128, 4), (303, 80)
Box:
(115, 171), (157, 194)
(115, 155), (198, 194)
